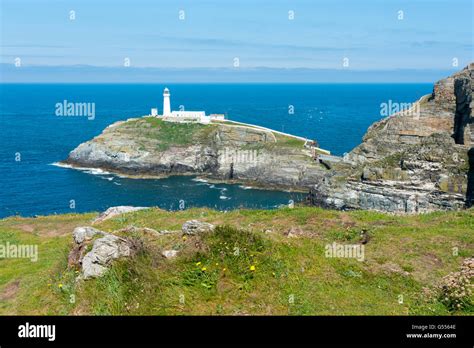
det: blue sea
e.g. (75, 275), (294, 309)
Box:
(0, 83), (432, 218)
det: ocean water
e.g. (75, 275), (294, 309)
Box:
(0, 83), (432, 218)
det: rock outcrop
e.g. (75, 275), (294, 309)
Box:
(182, 220), (215, 235)
(310, 64), (474, 213)
(161, 250), (179, 259)
(68, 217), (219, 279)
(73, 226), (104, 244)
(81, 234), (132, 279)
(92, 206), (148, 224)
(68, 225), (133, 279)
(62, 118), (327, 190)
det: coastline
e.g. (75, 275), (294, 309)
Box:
(53, 161), (309, 193)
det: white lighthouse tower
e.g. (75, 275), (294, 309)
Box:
(163, 88), (171, 116)
(153, 87), (224, 123)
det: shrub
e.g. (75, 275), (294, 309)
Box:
(437, 258), (473, 311)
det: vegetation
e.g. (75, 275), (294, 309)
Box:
(123, 117), (214, 151)
(0, 207), (472, 315)
(273, 134), (306, 149)
(122, 117), (308, 152)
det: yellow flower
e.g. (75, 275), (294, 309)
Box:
(58, 283), (63, 288)
(250, 265), (256, 271)
(182, 236), (187, 241)
(201, 267), (207, 271)
(222, 268), (227, 272)
(215, 263), (219, 266)
(195, 261), (201, 266)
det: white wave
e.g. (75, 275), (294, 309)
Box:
(51, 162), (112, 176)
(192, 177), (209, 183)
(50, 162), (74, 169)
(239, 185), (254, 190)
(84, 168), (112, 175)
(219, 195), (230, 200)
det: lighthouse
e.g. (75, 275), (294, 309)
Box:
(150, 87), (224, 123)
(163, 87), (171, 116)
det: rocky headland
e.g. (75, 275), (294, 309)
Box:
(310, 64), (474, 213)
(62, 118), (328, 191)
(62, 64), (474, 213)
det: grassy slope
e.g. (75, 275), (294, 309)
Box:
(0, 207), (472, 315)
(122, 117), (213, 151)
(118, 117), (308, 152)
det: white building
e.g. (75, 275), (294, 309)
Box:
(150, 88), (225, 124)
(163, 88), (171, 116)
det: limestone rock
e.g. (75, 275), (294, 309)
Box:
(182, 220), (215, 235)
(82, 234), (132, 279)
(93, 206), (148, 224)
(69, 226), (106, 269)
(161, 250), (179, 259)
(310, 64), (473, 213)
(73, 226), (104, 244)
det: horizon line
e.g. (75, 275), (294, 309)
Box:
(1, 64), (465, 84)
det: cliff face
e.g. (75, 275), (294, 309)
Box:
(310, 64), (474, 213)
(64, 118), (326, 190)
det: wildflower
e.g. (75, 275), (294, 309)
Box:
(222, 268), (226, 272)
(58, 284), (63, 288)
(195, 261), (201, 266)
(182, 236), (187, 241)
(201, 267), (207, 272)
(215, 263), (219, 266)
(250, 265), (256, 272)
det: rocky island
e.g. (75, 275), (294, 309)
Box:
(63, 117), (329, 190)
(62, 64), (474, 213)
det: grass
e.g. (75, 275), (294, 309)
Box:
(119, 117), (308, 153)
(0, 207), (472, 315)
(123, 117), (213, 151)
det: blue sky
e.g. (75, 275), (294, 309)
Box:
(0, 0), (472, 82)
